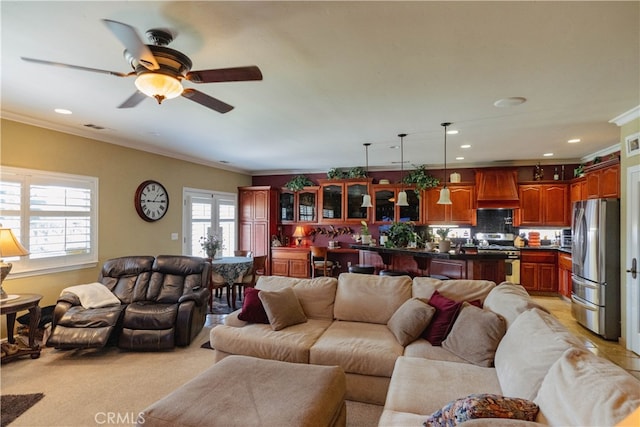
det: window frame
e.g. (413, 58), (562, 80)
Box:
(0, 166), (99, 278)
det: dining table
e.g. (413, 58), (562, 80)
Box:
(209, 256), (253, 309)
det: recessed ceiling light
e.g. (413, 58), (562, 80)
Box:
(54, 108), (72, 115)
(568, 138), (581, 143)
(460, 144), (471, 149)
(543, 153), (554, 157)
(456, 156), (465, 160)
(493, 97), (527, 108)
(446, 129), (459, 135)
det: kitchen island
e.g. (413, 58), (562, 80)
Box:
(351, 244), (508, 283)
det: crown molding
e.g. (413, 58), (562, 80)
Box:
(609, 105), (640, 126)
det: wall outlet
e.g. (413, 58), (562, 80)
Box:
(171, 233), (179, 241)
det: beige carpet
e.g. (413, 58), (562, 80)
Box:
(0, 327), (382, 426)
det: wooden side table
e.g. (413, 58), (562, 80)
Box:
(1, 293), (42, 363)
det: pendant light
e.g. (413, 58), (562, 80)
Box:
(361, 143), (373, 208)
(396, 133), (409, 206)
(437, 122), (453, 205)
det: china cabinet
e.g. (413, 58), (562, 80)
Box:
(279, 187), (318, 223)
(372, 184), (421, 223)
(318, 179), (372, 223)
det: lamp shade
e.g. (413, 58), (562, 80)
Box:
(437, 187), (452, 205)
(361, 194), (373, 208)
(0, 228), (29, 258)
(396, 190), (409, 206)
(292, 226), (306, 238)
(135, 73), (183, 102)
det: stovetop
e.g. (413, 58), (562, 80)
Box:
(478, 244), (520, 251)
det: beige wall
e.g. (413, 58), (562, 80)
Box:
(619, 116), (640, 343)
(0, 119), (251, 314)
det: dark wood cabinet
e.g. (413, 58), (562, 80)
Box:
(372, 184), (421, 224)
(239, 186), (278, 274)
(570, 178), (586, 204)
(587, 163), (619, 199)
(271, 248), (310, 278)
(279, 187), (318, 223)
(557, 252), (572, 299)
(517, 184), (569, 227)
(423, 184), (476, 225)
(318, 179), (372, 223)
(520, 250), (557, 293)
(475, 168), (519, 208)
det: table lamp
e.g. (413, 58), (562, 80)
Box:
(292, 226), (306, 246)
(0, 227), (30, 301)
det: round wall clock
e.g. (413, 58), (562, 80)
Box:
(134, 180), (169, 222)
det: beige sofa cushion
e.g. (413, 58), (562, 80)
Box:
(209, 319), (332, 363)
(382, 356), (502, 416)
(387, 298), (436, 346)
(404, 338), (469, 363)
(494, 308), (584, 401)
(256, 276), (338, 320)
(483, 282), (549, 328)
(412, 277), (496, 303)
(442, 302), (507, 367)
(259, 287), (307, 331)
(334, 273), (411, 324)
(534, 347), (640, 426)
(310, 321), (403, 377)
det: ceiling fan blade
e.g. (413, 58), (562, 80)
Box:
(102, 19), (159, 71)
(186, 66), (263, 84)
(182, 88), (234, 113)
(21, 57), (134, 77)
(118, 91), (148, 108)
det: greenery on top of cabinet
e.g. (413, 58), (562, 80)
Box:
(285, 175), (314, 192)
(401, 165), (440, 192)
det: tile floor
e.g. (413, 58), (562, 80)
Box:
(532, 295), (640, 380)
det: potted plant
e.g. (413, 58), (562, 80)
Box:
(401, 164), (441, 195)
(360, 220), (371, 244)
(436, 227), (451, 253)
(385, 221), (416, 248)
(284, 175), (314, 192)
(200, 234), (223, 259)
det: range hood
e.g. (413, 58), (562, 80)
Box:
(475, 168), (520, 209)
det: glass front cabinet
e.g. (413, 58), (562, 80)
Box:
(318, 179), (372, 223)
(279, 187), (318, 223)
(373, 184), (422, 224)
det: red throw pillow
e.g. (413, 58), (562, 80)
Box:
(423, 290), (463, 346)
(238, 287), (269, 324)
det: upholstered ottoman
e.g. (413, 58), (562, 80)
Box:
(138, 355), (347, 427)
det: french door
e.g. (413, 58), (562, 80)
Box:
(183, 188), (237, 258)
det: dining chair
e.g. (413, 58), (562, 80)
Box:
(209, 271), (231, 310)
(234, 250), (253, 257)
(310, 246), (336, 278)
(232, 255), (267, 310)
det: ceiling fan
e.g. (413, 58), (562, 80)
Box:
(21, 19), (263, 113)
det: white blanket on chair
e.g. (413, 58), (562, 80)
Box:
(63, 282), (121, 309)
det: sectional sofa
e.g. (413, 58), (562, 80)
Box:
(209, 273), (640, 426)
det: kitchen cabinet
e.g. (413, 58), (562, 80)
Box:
(423, 184), (476, 225)
(318, 179), (372, 223)
(475, 168), (519, 209)
(557, 251), (572, 299)
(570, 178), (586, 204)
(271, 247), (310, 278)
(517, 184), (569, 227)
(372, 184), (421, 224)
(279, 187), (318, 223)
(586, 162), (620, 199)
(520, 250), (557, 293)
(239, 186), (279, 274)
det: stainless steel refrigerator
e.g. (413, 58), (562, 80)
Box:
(571, 198), (620, 340)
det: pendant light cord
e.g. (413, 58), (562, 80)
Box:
(398, 133), (407, 190)
(441, 123), (451, 188)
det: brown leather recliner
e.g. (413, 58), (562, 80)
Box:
(47, 255), (210, 351)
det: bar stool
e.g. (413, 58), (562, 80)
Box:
(379, 270), (410, 277)
(348, 265), (375, 274)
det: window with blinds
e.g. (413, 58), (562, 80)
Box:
(0, 167), (98, 276)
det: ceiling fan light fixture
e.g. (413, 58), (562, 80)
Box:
(135, 73), (183, 103)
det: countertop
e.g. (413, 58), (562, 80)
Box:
(350, 244), (509, 260)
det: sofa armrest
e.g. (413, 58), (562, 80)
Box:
(57, 291), (81, 306)
(178, 288), (210, 306)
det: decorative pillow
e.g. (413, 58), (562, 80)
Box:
(424, 394), (539, 427)
(387, 298), (436, 346)
(258, 286), (307, 331)
(422, 291), (463, 346)
(442, 302), (506, 367)
(237, 287), (269, 324)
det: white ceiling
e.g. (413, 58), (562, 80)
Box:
(2, 1), (638, 175)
